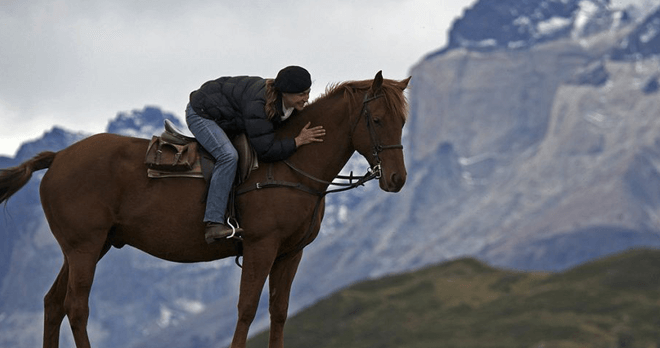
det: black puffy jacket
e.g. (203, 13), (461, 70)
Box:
(189, 76), (297, 162)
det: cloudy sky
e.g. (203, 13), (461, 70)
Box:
(0, 0), (645, 156)
(0, 0), (478, 156)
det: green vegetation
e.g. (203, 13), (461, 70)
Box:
(248, 249), (660, 348)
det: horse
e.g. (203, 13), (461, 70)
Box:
(0, 71), (410, 348)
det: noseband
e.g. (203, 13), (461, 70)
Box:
(350, 92), (404, 178)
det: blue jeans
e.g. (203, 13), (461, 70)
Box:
(185, 104), (238, 223)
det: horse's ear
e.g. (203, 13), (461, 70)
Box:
(372, 71), (384, 92)
(399, 76), (412, 90)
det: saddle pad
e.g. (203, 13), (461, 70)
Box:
(147, 163), (204, 179)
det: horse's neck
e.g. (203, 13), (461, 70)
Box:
(283, 94), (357, 185)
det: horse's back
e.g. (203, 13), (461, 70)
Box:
(42, 133), (148, 201)
(51, 133), (147, 169)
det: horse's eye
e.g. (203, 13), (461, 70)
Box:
(373, 118), (382, 125)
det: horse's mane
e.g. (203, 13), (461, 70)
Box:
(313, 79), (408, 123)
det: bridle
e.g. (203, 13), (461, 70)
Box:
(349, 92), (404, 179)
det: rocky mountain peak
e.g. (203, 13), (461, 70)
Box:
(434, 0), (629, 56)
(106, 106), (182, 137)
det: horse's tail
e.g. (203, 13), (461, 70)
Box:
(0, 151), (57, 204)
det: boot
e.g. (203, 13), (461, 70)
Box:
(205, 222), (243, 244)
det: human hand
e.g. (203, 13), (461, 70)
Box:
(295, 122), (326, 147)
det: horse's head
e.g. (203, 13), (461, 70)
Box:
(351, 71), (410, 192)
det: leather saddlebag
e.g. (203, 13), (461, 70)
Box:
(144, 136), (199, 171)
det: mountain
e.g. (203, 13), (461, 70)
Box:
(3, 0), (660, 347)
(434, 0), (629, 55)
(399, 0), (660, 273)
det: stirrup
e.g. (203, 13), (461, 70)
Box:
(226, 217), (242, 239)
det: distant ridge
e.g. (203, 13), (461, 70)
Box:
(251, 248), (660, 348)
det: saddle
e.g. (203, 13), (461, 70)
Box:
(145, 119), (258, 183)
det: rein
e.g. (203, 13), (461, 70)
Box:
(282, 159), (381, 195)
(234, 90), (404, 263)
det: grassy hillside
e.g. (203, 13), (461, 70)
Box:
(248, 249), (660, 348)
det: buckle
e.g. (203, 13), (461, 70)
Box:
(370, 164), (382, 179)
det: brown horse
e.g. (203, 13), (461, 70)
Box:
(0, 71), (410, 348)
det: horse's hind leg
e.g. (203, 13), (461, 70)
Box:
(44, 242), (111, 348)
(62, 248), (102, 348)
(43, 259), (69, 348)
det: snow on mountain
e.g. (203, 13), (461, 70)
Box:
(611, 6), (660, 59)
(613, 0), (660, 18)
(434, 0), (625, 55)
(427, 0), (659, 59)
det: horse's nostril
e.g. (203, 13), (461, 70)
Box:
(390, 172), (406, 188)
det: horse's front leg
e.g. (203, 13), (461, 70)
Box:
(229, 239), (278, 348)
(268, 250), (303, 348)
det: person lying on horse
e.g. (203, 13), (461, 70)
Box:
(186, 65), (326, 243)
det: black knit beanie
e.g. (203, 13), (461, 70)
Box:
(274, 66), (311, 93)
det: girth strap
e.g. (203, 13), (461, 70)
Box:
(235, 163), (323, 197)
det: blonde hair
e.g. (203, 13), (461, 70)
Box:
(264, 79), (279, 120)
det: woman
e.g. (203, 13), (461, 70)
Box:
(186, 66), (326, 243)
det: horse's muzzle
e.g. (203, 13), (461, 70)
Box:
(380, 170), (407, 192)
